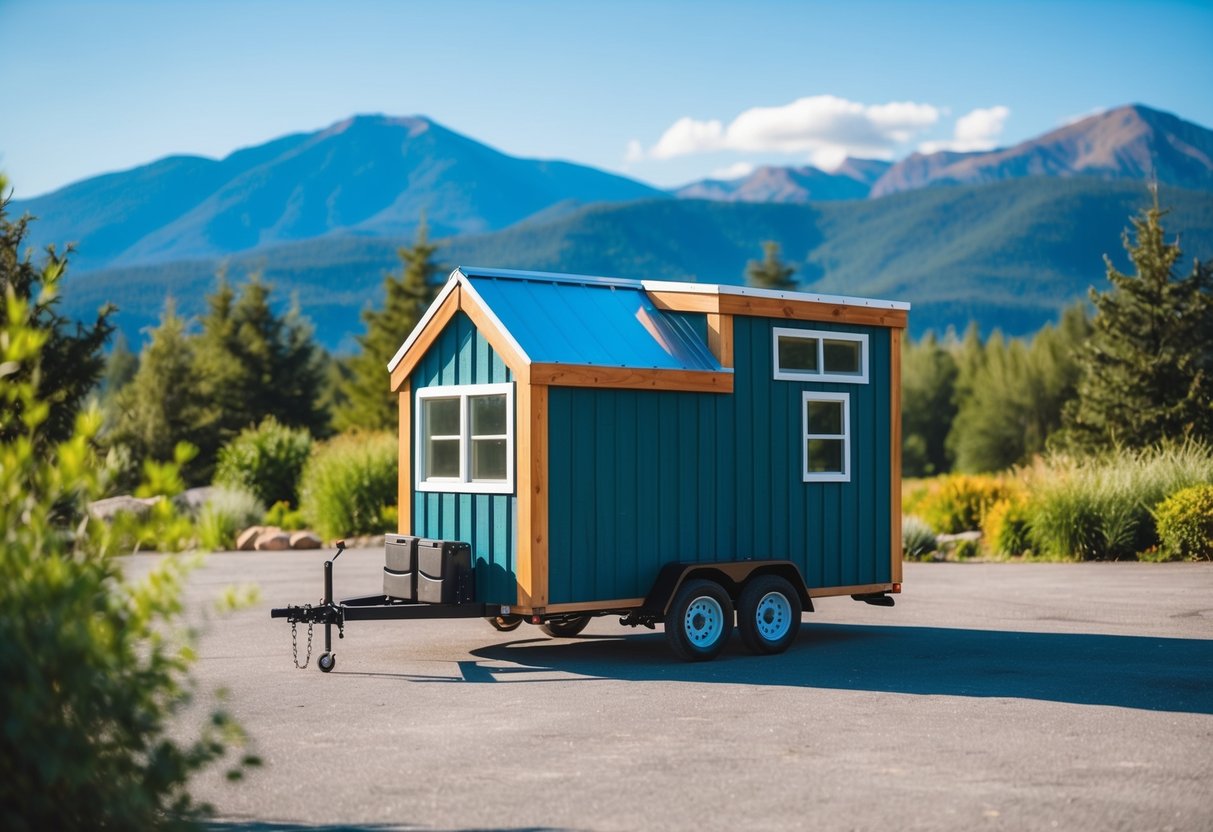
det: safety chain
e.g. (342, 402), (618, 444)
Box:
(291, 603), (314, 669)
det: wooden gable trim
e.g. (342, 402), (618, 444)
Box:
(646, 290), (722, 315)
(706, 313), (734, 368)
(389, 285), (462, 392)
(389, 280), (533, 393)
(529, 363), (734, 394)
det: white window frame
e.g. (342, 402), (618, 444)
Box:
(415, 382), (514, 494)
(802, 391), (850, 483)
(773, 327), (869, 383)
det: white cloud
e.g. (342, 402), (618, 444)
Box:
(635, 95), (942, 164)
(624, 139), (645, 163)
(919, 105), (1010, 154)
(709, 161), (756, 180)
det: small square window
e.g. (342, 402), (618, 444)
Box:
(416, 383), (514, 494)
(802, 392), (849, 482)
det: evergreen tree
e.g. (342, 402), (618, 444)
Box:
(901, 331), (958, 476)
(192, 274), (327, 481)
(109, 301), (207, 482)
(746, 241), (796, 290)
(0, 181), (113, 445)
(336, 224), (441, 431)
(1062, 193), (1213, 450)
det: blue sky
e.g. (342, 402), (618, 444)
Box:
(1, 0), (1211, 198)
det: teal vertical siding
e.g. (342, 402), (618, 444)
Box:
(547, 315), (892, 604)
(409, 312), (516, 605)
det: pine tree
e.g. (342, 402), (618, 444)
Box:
(192, 274), (327, 481)
(746, 241), (796, 290)
(110, 300), (207, 479)
(0, 182), (114, 445)
(336, 224), (442, 431)
(1061, 193), (1213, 450)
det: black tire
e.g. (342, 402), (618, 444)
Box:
(664, 579), (734, 661)
(736, 575), (802, 655)
(486, 614), (524, 632)
(540, 615), (591, 638)
(318, 652), (336, 673)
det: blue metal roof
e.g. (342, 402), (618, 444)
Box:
(459, 267), (724, 371)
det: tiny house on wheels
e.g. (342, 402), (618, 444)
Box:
(273, 267), (909, 669)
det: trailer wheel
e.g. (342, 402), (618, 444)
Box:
(318, 652), (336, 673)
(737, 575), (801, 655)
(664, 579), (733, 661)
(540, 615), (591, 638)
(486, 614), (524, 632)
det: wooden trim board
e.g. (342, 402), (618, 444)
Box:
(649, 288), (907, 328)
(890, 330), (904, 585)
(515, 383), (549, 609)
(389, 285), (461, 392)
(706, 313), (734, 368)
(397, 384), (411, 534)
(529, 363), (733, 393)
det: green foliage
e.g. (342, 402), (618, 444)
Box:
(901, 331), (957, 476)
(901, 516), (938, 561)
(299, 432), (397, 540)
(0, 183), (114, 446)
(746, 240), (797, 290)
(1153, 484), (1213, 561)
(1061, 192), (1213, 451)
(915, 474), (1013, 534)
(982, 493), (1033, 557)
(198, 487), (266, 551)
(191, 274), (328, 481)
(109, 301), (208, 487)
(337, 224), (441, 431)
(0, 208), (253, 829)
(214, 416), (313, 507)
(263, 500), (306, 531)
(1024, 445), (1213, 560)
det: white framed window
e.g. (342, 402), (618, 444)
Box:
(802, 392), (850, 482)
(415, 382), (514, 494)
(773, 327), (868, 383)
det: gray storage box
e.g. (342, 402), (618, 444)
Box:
(416, 539), (473, 604)
(383, 535), (419, 600)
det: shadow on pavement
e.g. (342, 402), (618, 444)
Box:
(385, 623), (1213, 714)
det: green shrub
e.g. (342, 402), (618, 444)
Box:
(199, 487), (266, 551)
(917, 474), (1012, 534)
(0, 242), (254, 829)
(214, 417), (313, 507)
(299, 432), (397, 540)
(1025, 445), (1213, 560)
(264, 499), (306, 531)
(1154, 484), (1213, 561)
(902, 515), (938, 560)
(982, 494), (1033, 557)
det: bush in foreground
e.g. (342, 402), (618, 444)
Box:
(901, 516), (938, 560)
(0, 233), (254, 829)
(1153, 484), (1213, 561)
(914, 474), (1012, 534)
(214, 416), (313, 507)
(299, 432), (396, 540)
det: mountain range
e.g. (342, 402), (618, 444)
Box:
(10, 103), (1213, 351)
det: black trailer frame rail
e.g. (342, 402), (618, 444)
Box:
(269, 540), (503, 672)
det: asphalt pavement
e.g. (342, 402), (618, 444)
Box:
(134, 548), (1213, 832)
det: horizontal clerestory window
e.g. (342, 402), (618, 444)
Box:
(773, 327), (868, 383)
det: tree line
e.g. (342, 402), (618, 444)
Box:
(749, 194), (1213, 475)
